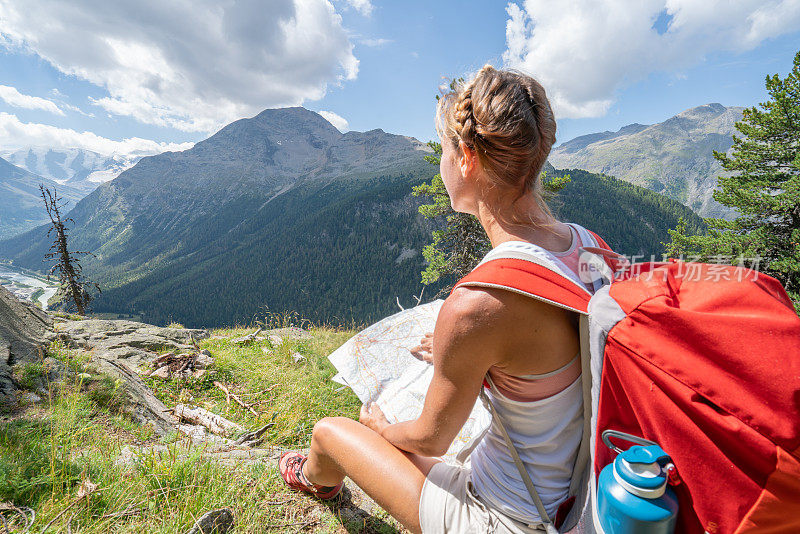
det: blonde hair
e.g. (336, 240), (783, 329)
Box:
(436, 64), (557, 226)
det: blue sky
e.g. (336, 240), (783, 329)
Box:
(0, 0), (798, 156)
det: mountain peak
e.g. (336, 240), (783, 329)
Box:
(249, 106), (342, 136)
(549, 103), (744, 219)
(554, 122), (649, 154)
(677, 103), (731, 119)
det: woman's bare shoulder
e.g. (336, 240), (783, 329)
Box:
(435, 285), (556, 351)
(437, 285), (577, 374)
(443, 285), (559, 323)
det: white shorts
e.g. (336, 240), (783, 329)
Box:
(419, 462), (547, 534)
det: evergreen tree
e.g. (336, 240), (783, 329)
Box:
(413, 141), (570, 290)
(666, 49), (800, 313)
(40, 186), (100, 315)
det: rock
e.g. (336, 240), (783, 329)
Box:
(268, 335), (283, 346)
(55, 319), (207, 375)
(202, 447), (277, 467)
(291, 353), (307, 364)
(266, 326), (311, 341)
(21, 391), (42, 404)
(184, 508), (234, 534)
(178, 424), (208, 442)
(47, 318), (210, 435)
(195, 350), (214, 368)
(150, 366), (172, 379)
(97, 358), (179, 436)
(0, 285), (54, 407)
(115, 445), (137, 467)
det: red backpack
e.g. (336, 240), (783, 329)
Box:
(455, 228), (800, 533)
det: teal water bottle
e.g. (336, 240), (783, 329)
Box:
(597, 430), (679, 534)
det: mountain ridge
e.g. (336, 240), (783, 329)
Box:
(1, 146), (141, 195)
(0, 156), (84, 240)
(549, 103), (743, 218)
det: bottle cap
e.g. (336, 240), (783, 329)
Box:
(613, 445), (670, 499)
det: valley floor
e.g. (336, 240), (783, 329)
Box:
(1, 322), (407, 533)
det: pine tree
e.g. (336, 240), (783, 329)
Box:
(40, 186), (100, 315)
(666, 50), (800, 312)
(413, 141), (570, 290)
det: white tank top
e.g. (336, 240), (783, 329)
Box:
(470, 377), (584, 523)
(468, 233), (595, 525)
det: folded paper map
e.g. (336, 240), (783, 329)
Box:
(328, 300), (490, 463)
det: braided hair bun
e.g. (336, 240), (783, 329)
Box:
(436, 64), (557, 225)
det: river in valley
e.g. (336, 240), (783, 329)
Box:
(0, 264), (59, 310)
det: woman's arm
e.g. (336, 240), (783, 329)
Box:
(367, 287), (510, 457)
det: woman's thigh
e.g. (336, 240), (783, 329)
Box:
(309, 416), (440, 534)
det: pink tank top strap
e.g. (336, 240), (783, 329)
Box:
(488, 355), (581, 402)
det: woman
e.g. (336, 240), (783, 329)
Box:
(280, 65), (608, 533)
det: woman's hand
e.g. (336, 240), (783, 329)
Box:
(359, 402), (391, 434)
(410, 332), (434, 363)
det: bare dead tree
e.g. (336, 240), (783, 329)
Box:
(40, 185), (100, 315)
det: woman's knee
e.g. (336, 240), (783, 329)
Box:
(311, 416), (357, 447)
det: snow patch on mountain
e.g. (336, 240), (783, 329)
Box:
(0, 147), (140, 193)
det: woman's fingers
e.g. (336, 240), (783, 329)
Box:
(410, 332), (434, 363)
(359, 403), (371, 424)
(409, 346), (433, 363)
(370, 402), (386, 420)
(359, 402), (390, 433)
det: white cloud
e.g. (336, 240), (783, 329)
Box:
(346, 0), (373, 16)
(503, 0), (800, 119)
(0, 0), (359, 132)
(318, 110), (349, 131)
(0, 112), (194, 156)
(0, 85), (64, 115)
(359, 38), (392, 47)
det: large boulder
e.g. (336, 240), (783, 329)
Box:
(53, 318), (208, 436)
(0, 284), (54, 407)
(55, 318), (208, 375)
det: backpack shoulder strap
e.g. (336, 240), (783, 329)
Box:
(453, 255), (592, 314)
(586, 228), (612, 252)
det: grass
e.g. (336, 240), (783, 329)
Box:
(0, 325), (407, 533)
(12, 361), (49, 392)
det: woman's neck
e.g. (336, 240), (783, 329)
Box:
(475, 198), (567, 251)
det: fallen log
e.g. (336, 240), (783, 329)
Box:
(173, 404), (243, 437)
(230, 328), (262, 345)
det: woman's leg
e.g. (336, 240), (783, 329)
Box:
(302, 416), (440, 534)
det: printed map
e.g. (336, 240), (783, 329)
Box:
(328, 300), (490, 462)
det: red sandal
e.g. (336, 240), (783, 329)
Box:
(279, 451), (343, 500)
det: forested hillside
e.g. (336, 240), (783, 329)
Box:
(92, 171), (439, 327)
(551, 169), (705, 258)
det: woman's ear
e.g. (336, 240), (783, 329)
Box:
(458, 140), (478, 178)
